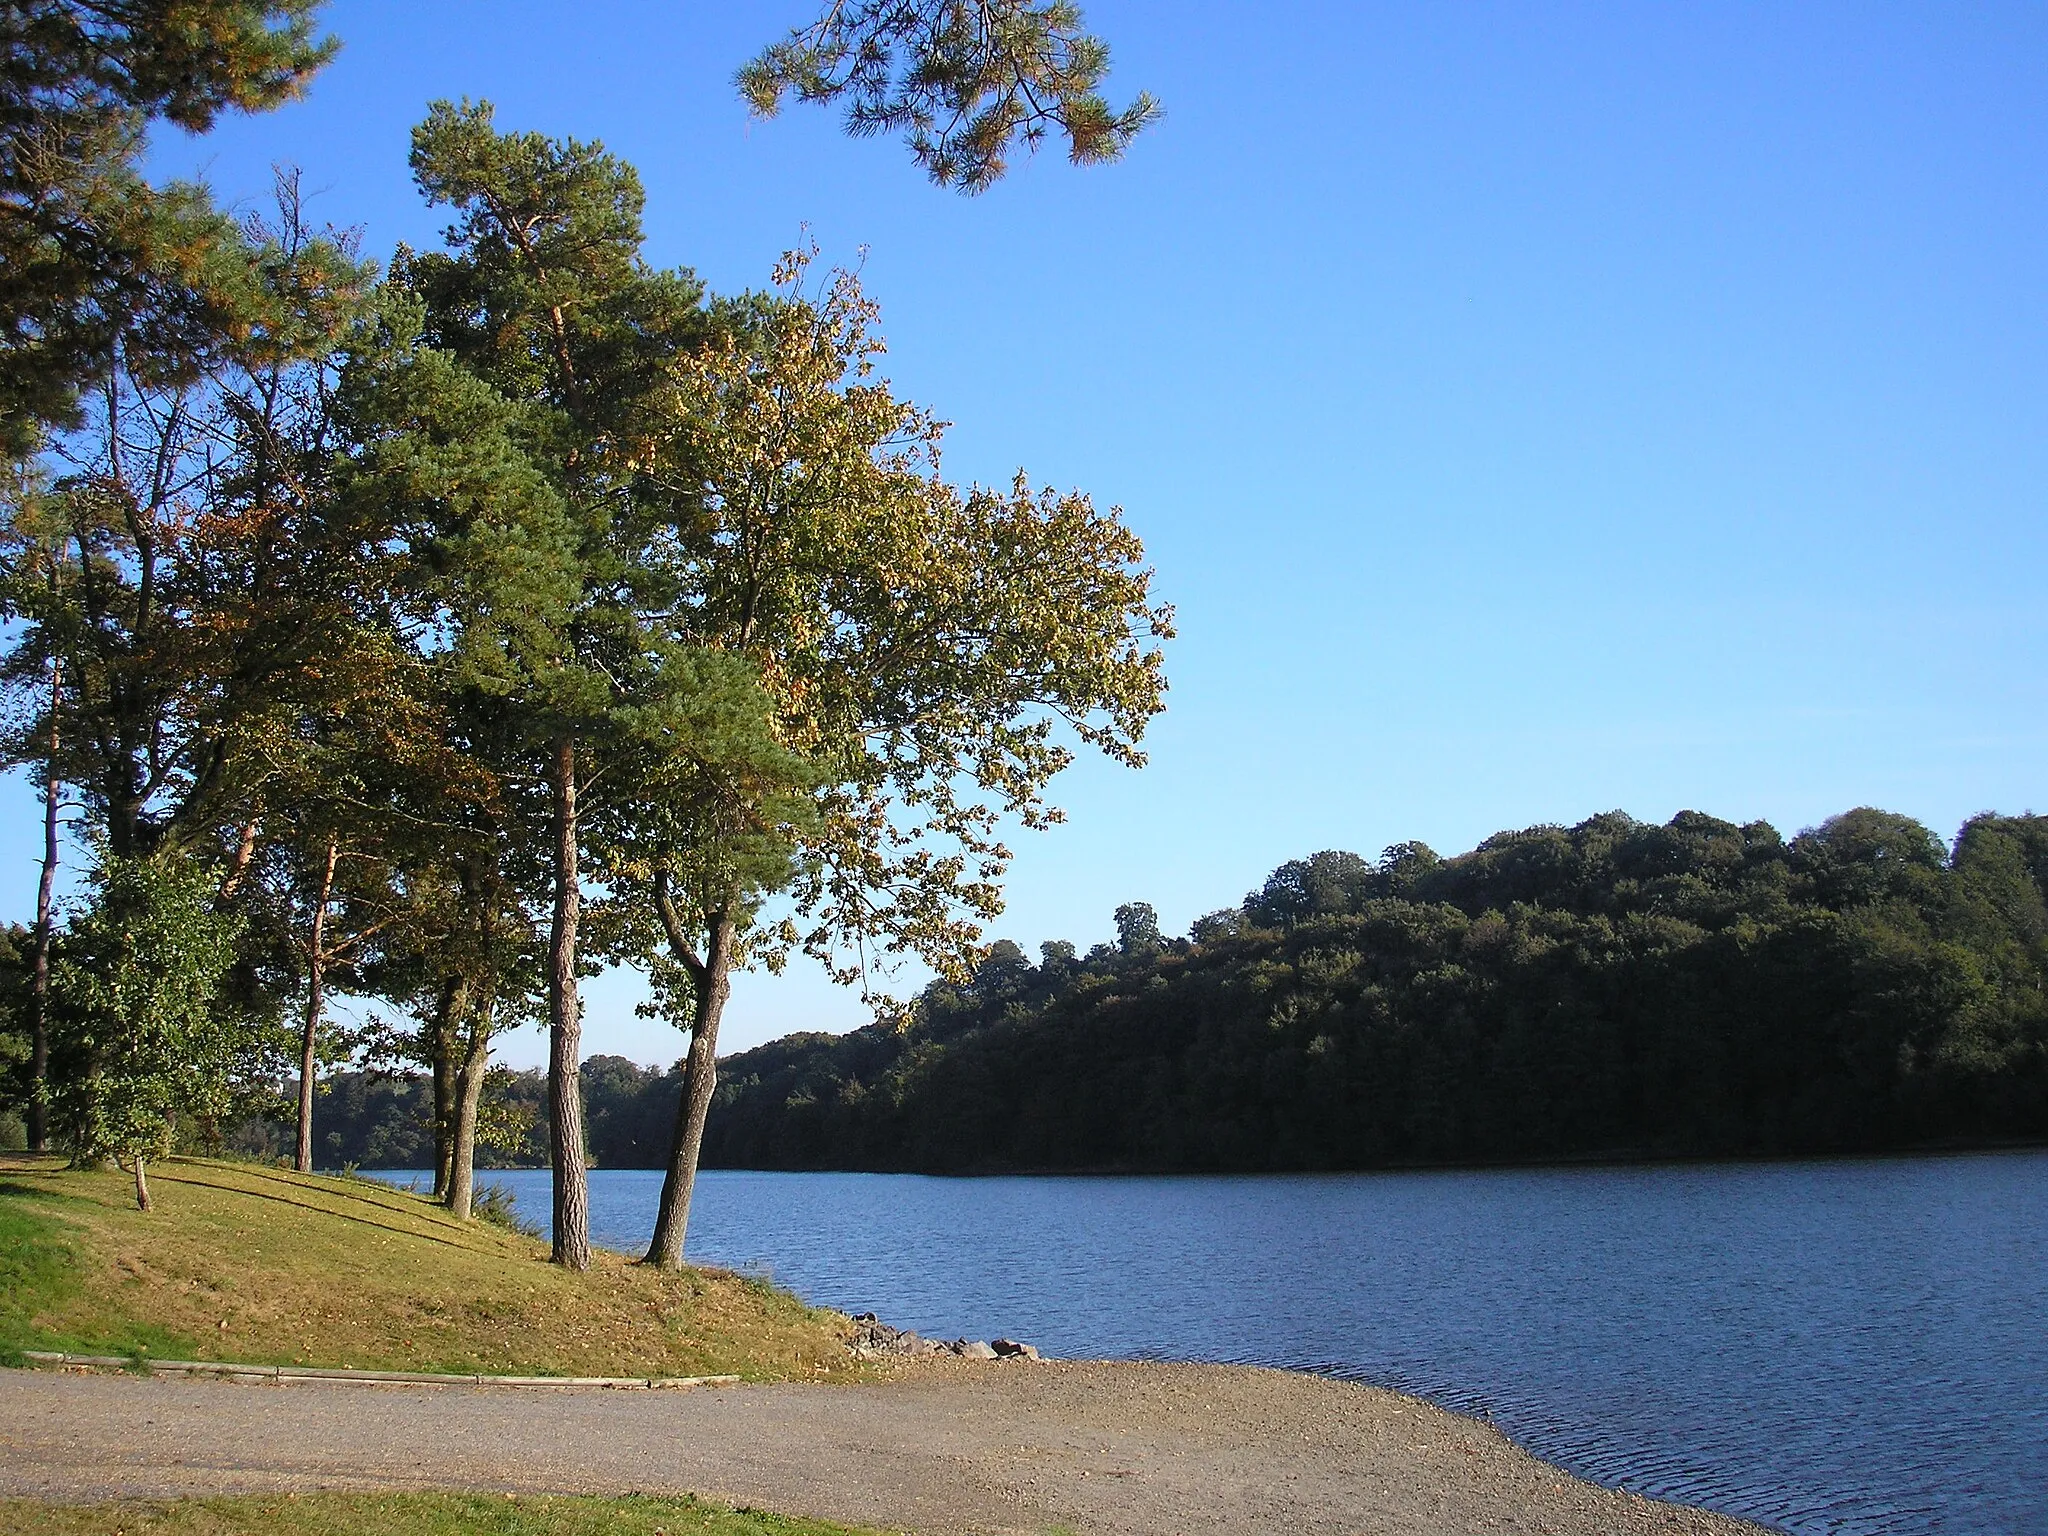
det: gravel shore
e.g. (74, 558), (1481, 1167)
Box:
(0, 1358), (1774, 1535)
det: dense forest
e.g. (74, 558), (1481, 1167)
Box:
(700, 807), (2048, 1172)
(210, 805), (2048, 1175)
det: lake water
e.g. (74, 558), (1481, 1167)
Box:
(375, 1150), (2048, 1536)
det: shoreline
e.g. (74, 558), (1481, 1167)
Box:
(2, 1356), (1776, 1535)
(358, 1135), (2048, 1182)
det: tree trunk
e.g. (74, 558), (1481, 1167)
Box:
(428, 975), (467, 1199)
(547, 737), (589, 1269)
(432, 1053), (456, 1198)
(28, 657), (58, 1154)
(294, 837), (338, 1174)
(645, 911), (734, 1268)
(446, 995), (494, 1222)
(217, 815), (260, 901)
(133, 1156), (151, 1212)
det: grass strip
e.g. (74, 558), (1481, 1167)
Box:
(0, 1491), (901, 1535)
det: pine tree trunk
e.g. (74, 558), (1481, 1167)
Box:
(429, 975), (467, 1199)
(446, 998), (493, 1222)
(645, 912), (733, 1268)
(133, 1156), (151, 1212)
(294, 838), (338, 1174)
(28, 657), (58, 1154)
(217, 815), (260, 900)
(547, 737), (589, 1269)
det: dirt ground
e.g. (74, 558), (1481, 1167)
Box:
(0, 1358), (1772, 1536)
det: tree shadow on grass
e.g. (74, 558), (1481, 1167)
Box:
(151, 1170), (510, 1256)
(173, 1160), (462, 1226)
(0, 1178), (76, 1202)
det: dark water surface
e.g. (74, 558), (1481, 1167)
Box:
(377, 1151), (2048, 1536)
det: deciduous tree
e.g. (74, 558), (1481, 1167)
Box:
(47, 848), (243, 1207)
(620, 251), (1171, 1264)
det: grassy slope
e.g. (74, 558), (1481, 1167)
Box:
(0, 1492), (893, 1536)
(0, 1154), (861, 1381)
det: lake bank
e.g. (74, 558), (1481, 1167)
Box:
(0, 1358), (1771, 1536)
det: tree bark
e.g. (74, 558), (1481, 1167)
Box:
(294, 837), (338, 1174)
(133, 1155), (151, 1212)
(547, 736), (589, 1269)
(217, 815), (260, 901)
(428, 974), (467, 1199)
(432, 1053), (456, 1199)
(28, 656), (59, 1153)
(446, 993), (494, 1221)
(645, 901), (733, 1268)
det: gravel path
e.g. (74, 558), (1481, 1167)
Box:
(1, 1360), (1772, 1535)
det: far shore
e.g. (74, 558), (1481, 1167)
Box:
(353, 1132), (2048, 1182)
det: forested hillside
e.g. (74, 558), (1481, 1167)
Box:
(699, 808), (2048, 1172)
(176, 805), (2048, 1175)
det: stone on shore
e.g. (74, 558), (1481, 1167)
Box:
(847, 1313), (1041, 1363)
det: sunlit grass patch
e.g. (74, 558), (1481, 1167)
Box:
(0, 1154), (861, 1382)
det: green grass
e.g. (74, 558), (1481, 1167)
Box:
(0, 1492), (899, 1536)
(0, 1154), (865, 1382)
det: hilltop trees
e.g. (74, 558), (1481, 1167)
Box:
(388, 111), (1167, 1266)
(1, 4), (1160, 1233)
(700, 809), (2048, 1174)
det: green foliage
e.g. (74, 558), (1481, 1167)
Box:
(284, 1056), (681, 1172)
(47, 852), (245, 1166)
(1113, 901), (1162, 957)
(739, 0), (1160, 192)
(699, 808), (2048, 1173)
(0, 923), (29, 1109)
(1, 170), (377, 869)
(0, 1), (338, 457)
(631, 245), (1170, 989)
(470, 1180), (539, 1238)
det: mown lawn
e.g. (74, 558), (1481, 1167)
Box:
(0, 1154), (862, 1382)
(0, 1492), (899, 1536)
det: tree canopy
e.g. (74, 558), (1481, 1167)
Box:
(739, 0), (1160, 193)
(694, 808), (2048, 1173)
(0, 27), (1167, 1239)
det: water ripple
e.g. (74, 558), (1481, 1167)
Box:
(378, 1150), (2048, 1536)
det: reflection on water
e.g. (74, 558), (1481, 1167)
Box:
(376, 1150), (2048, 1536)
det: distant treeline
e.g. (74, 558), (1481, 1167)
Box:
(699, 808), (2048, 1172)
(222, 1057), (688, 1173)
(240, 807), (2048, 1175)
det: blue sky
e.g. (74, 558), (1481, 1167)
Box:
(7, 1), (2045, 1067)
